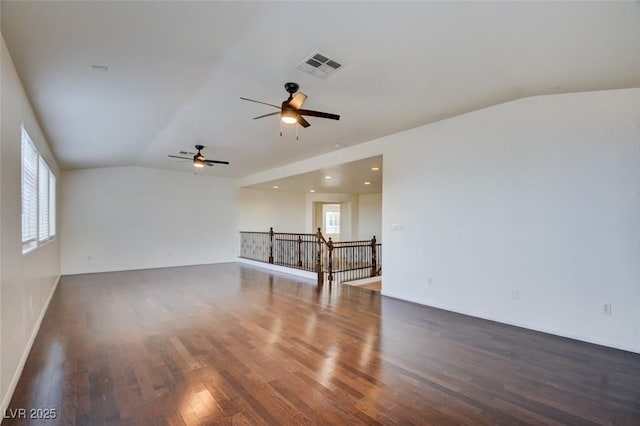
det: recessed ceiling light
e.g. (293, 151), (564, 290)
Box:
(364, 181), (371, 185)
(272, 185), (279, 189)
(334, 143), (343, 149)
(371, 167), (380, 171)
(324, 176), (332, 179)
(310, 189), (315, 193)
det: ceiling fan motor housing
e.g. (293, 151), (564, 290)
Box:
(284, 82), (299, 95)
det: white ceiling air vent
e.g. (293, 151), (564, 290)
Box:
(296, 51), (343, 79)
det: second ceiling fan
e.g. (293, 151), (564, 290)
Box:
(168, 145), (229, 168)
(240, 82), (340, 129)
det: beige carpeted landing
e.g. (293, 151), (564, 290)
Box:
(343, 277), (381, 292)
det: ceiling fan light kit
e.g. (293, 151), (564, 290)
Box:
(281, 109), (298, 124)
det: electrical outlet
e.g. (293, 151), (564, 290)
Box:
(427, 277), (433, 285)
(602, 304), (612, 315)
(512, 290), (520, 301)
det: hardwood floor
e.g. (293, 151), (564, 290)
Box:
(5, 263), (640, 425)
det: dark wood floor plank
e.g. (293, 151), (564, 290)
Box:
(4, 262), (640, 425)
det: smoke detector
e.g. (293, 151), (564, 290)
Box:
(296, 51), (343, 79)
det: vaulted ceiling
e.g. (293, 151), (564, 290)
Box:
(2, 1), (639, 183)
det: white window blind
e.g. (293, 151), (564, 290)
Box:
(38, 157), (50, 242)
(21, 128), (38, 248)
(49, 172), (56, 237)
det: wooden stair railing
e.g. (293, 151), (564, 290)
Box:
(240, 227), (381, 285)
(325, 236), (381, 284)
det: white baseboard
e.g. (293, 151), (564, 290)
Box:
(1, 275), (61, 417)
(380, 289), (640, 355)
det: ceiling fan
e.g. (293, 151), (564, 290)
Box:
(168, 145), (229, 168)
(240, 82), (340, 129)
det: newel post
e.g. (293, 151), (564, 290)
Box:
(371, 235), (377, 277)
(268, 227), (274, 264)
(316, 227), (324, 286)
(328, 237), (334, 283)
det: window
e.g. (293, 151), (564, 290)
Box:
(38, 157), (50, 242)
(49, 173), (56, 237)
(326, 211), (340, 234)
(21, 126), (56, 253)
(21, 129), (38, 249)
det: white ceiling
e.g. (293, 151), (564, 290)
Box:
(2, 1), (639, 186)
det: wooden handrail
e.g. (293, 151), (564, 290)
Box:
(272, 232), (318, 237)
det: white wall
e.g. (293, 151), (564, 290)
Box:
(237, 188), (306, 233)
(61, 167), (238, 274)
(242, 88), (640, 353)
(358, 193), (382, 241)
(1, 36), (61, 413)
(382, 89), (640, 353)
